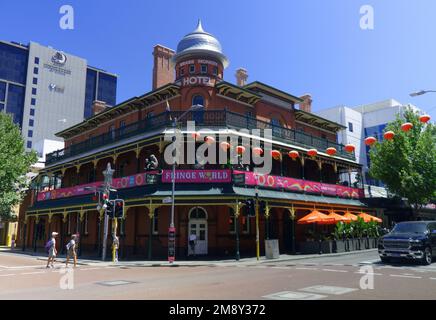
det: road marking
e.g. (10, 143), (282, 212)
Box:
(429, 278), (436, 280)
(20, 271), (46, 275)
(322, 269), (348, 273)
(300, 285), (358, 295)
(354, 271), (382, 276)
(390, 274), (422, 279)
(263, 291), (326, 300)
(271, 267), (291, 270)
(295, 267), (318, 271)
(0, 274), (16, 277)
(79, 268), (101, 271)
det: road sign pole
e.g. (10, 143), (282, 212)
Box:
(102, 211), (108, 261)
(255, 192), (260, 261)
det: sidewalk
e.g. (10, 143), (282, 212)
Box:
(0, 246), (377, 267)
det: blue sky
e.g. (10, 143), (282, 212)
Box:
(1, 0), (436, 117)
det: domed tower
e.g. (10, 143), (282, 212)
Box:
(173, 20), (229, 91)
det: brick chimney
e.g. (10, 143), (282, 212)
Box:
(299, 94), (312, 113)
(152, 45), (175, 90)
(235, 68), (248, 87)
(92, 100), (107, 115)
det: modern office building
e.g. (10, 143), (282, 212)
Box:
(0, 40), (117, 152)
(317, 99), (424, 189)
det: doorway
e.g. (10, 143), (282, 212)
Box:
(188, 207), (208, 255)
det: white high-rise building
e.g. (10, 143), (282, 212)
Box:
(317, 99), (425, 195)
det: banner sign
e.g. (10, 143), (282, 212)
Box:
(37, 172), (160, 201)
(161, 170), (232, 183)
(234, 171), (363, 199)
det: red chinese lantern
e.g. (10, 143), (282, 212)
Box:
(420, 114), (431, 123)
(364, 137), (376, 146)
(252, 147), (263, 156)
(236, 146), (246, 154)
(344, 144), (355, 153)
(383, 131), (395, 140)
(270, 150), (281, 160)
(326, 147), (337, 156)
(307, 149), (318, 157)
(220, 141), (230, 151)
(288, 150), (299, 160)
(205, 136), (215, 144)
(191, 132), (201, 140)
(401, 122), (413, 132)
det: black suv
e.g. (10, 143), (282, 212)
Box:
(378, 221), (436, 265)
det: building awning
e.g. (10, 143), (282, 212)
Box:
(232, 187), (367, 207)
(26, 184), (366, 215)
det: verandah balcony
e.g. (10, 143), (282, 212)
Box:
(45, 110), (355, 166)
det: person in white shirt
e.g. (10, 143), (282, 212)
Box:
(189, 232), (197, 256)
(46, 232), (58, 268)
(65, 234), (77, 268)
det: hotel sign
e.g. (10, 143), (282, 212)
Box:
(43, 51), (72, 76)
(181, 76), (215, 87)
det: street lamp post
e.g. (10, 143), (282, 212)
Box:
(255, 187), (260, 261)
(168, 104), (204, 264)
(410, 90), (436, 97)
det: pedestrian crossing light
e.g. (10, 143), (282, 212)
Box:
(106, 200), (115, 218)
(243, 199), (255, 217)
(114, 199), (125, 219)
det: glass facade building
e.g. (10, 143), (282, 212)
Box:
(364, 124), (387, 187)
(84, 68), (117, 119)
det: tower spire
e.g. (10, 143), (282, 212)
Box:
(194, 19), (204, 33)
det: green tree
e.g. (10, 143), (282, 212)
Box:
(0, 113), (38, 220)
(369, 108), (436, 219)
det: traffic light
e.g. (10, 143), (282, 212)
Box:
(114, 199), (125, 219)
(259, 200), (266, 216)
(106, 200), (115, 218)
(243, 199), (255, 217)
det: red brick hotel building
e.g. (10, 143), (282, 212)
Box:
(19, 21), (369, 259)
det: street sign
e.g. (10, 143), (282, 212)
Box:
(162, 196), (173, 204)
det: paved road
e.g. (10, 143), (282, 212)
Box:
(1, 250), (436, 300)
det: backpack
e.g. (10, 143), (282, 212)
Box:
(45, 240), (53, 252)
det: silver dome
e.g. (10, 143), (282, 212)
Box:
(174, 20), (229, 68)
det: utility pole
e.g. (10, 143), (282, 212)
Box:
(102, 162), (114, 261)
(255, 188), (260, 261)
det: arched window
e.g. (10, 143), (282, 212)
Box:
(192, 95), (204, 106)
(189, 207), (207, 220)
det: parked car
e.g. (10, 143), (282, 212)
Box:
(378, 221), (436, 265)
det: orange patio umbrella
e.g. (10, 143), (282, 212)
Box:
(343, 211), (358, 222)
(358, 212), (382, 223)
(297, 210), (335, 225)
(326, 211), (351, 224)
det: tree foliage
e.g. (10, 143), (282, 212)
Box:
(0, 113), (38, 220)
(369, 108), (436, 218)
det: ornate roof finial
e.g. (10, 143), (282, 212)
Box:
(194, 19), (204, 33)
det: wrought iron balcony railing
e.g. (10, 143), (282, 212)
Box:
(45, 109), (355, 166)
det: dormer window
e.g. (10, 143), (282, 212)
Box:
(179, 67), (185, 77)
(213, 67), (218, 76)
(201, 64), (208, 74)
(189, 65), (195, 74)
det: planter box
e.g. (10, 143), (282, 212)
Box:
(298, 241), (320, 254)
(332, 240), (347, 253)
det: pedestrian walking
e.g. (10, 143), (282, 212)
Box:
(65, 234), (77, 268)
(46, 232), (58, 268)
(189, 232), (197, 256)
